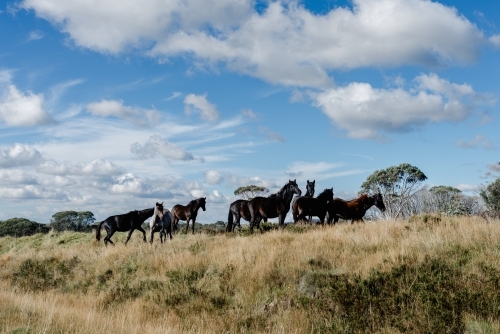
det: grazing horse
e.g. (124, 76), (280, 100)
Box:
(226, 199), (267, 232)
(95, 207), (154, 246)
(149, 202), (173, 243)
(172, 197), (206, 234)
(326, 193), (386, 224)
(293, 188), (334, 224)
(291, 180), (315, 223)
(248, 179), (302, 233)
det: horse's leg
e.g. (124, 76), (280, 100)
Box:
(104, 227), (115, 246)
(185, 217), (190, 234)
(159, 228), (164, 243)
(172, 216), (179, 234)
(150, 228), (154, 244)
(137, 226), (147, 242)
(191, 215), (197, 234)
(125, 228), (135, 244)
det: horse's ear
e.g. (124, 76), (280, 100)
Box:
(312, 180), (315, 184)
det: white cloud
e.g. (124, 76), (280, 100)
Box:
(456, 135), (495, 150)
(312, 73), (478, 140)
(28, 30), (45, 41)
(37, 159), (124, 176)
(0, 185), (67, 200)
(0, 70), (54, 126)
(86, 99), (161, 127)
(131, 135), (195, 161)
(285, 161), (344, 179)
(204, 170), (224, 185)
(0, 169), (38, 185)
(22, 0), (491, 88)
(0, 143), (44, 168)
(455, 183), (480, 193)
(109, 173), (177, 198)
(184, 93), (219, 122)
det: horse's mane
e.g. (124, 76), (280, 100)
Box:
(272, 182), (293, 199)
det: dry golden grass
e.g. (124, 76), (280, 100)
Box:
(1, 216), (500, 333)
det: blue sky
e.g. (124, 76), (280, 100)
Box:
(1, 0), (499, 224)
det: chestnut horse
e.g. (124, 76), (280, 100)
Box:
(248, 180), (301, 233)
(291, 180), (315, 223)
(293, 188), (334, 224)
(171, 197), (206, 234)
(326, 193), (385, 224)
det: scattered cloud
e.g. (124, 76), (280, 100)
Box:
(204, 170), (224, 185)
(0, 70), (54, 126)
(165, 91), (182, 101)
(21, 0), (493, 87)
(312, 73), (480, 140)
(28, 30), (45, 41)
(455, 183), (480, 193)
(456, 135), (496, 150)
(130, 135), (195, 161)
(241, 109), (256, 118)
(86, 99), (161, 127)
(0, 143), (44, 168)
(184, 93), (219, 122)
(258, 126), (285, 142)
(36, 159), (124, 176)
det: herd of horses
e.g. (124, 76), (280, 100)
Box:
(95, 180), (386, 245)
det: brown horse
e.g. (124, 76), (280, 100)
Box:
(291, 180), (315, 223)
(293, 188), (333, 224)
(226, 199), (267, 232)
(248, 180), (301, 233)
(171, 197), (206, 234)
(326, 193), (385, 224)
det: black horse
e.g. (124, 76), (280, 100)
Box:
(95, 207), (154, 246)
(326, 193), (386, 224)
(293, 188), (334, 224)
(291, 180), (315, 223)
(171, 197), (206, 234)
(226, 199), (267, 232)
(248, 179), (301, 233)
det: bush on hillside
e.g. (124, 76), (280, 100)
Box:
(0, 217), (50, 238)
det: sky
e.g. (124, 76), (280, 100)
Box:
(1, 0), (500, 225)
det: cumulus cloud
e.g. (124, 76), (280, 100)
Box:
(0, 143), (44, 168)
(110, 173), (178, 198)
(204, 170), (224, 185)
(86, 99), (161, 127)
(0, 70), (54, 126)
(0, 169), (38, 185)
(37, 159), (124, 176)
(0, 185), (67, 200)
(21, 0), (492, 88)
(456, 135), (495, 150)
(184, 94), (219, 122)
(131, 135), (194, 161)
(312, 73), (479, 140)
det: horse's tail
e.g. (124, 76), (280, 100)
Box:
(95, 220), (105, 241)
(227, 208), (234, 232)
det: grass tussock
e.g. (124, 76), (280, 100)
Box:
(1, 216), (500, 333)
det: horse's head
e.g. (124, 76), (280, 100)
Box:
(373, 193), (386, 212)
(306, 180), (315, 197)
(154, 202), (165, 220)
(322, 188), (334, 202)
(198, 197), (206, 211)
(288, 179), (302, 197)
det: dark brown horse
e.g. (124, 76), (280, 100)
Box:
(248, 180), (301, 233)
(291, 180), (315, 223)
(293, 188), (334, 224)
(171, 197), (206, 234)
(226, 199), (266, 232)
(326, 193), (385, 224)
(95, 207), (154, 246)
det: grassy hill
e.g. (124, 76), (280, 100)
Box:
(1, 216), (500, 333)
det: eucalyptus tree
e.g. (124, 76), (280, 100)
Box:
(234, 185), (269, 200)
(361, 163), (427, 219)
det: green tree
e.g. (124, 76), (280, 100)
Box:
(0, 218), (50, 237)
(480, 178), (500, 215)
(49, 211), (95, 232)
(361, 163), (427, 219)
(234, 185), (269, 200)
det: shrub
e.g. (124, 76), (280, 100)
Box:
(0, 217), (49, 238)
